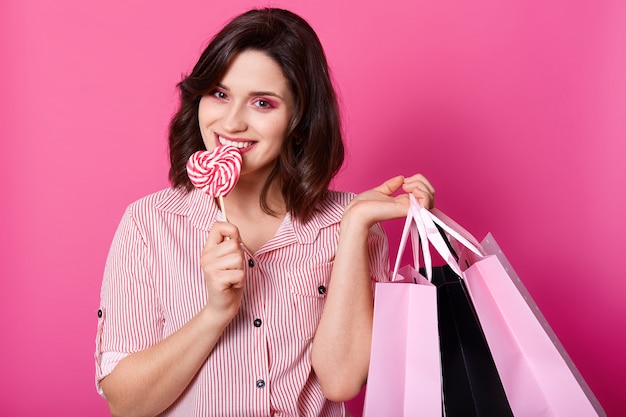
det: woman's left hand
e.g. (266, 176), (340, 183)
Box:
(402, 173), (435, 209)
(342, 174), (435, 229)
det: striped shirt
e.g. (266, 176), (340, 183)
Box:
(95, 187), (390, 416)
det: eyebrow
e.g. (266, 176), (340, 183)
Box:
(216, 83), (286, 100)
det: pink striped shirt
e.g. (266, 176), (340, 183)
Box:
(95, 187), (389, 416)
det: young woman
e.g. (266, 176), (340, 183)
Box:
(95, 8), (434, 417)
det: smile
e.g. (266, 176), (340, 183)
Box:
(218, 135), (254, 150)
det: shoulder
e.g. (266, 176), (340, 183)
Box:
(309, 190), (356, 224)
(106, 188), (189, 252)
(122, 187), (217, 233)
(325, 190), (356, 207)
(290, 190), (355, 242)
(326, 190), (387, 239)
(125, 187), (189, 218)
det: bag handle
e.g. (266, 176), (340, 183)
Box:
(410, 195), (464, 277)
(391, 194), (433, 282)
(391, 194), (486, 281)
(427, 208), (486, 257)
(410, 195), (489, 278)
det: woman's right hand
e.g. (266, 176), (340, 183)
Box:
(200, 221), (246, 325)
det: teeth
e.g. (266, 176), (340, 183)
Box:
(219, 136), (252, 149)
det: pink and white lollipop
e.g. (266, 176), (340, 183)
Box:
(186, 145), (242, 220)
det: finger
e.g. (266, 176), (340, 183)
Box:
(212, 269), (246, 290)
(408, 182), (433, 198)
(415, 193), (434, 209)
(206, 222), (241, 247)
(403, 174), (435, 195)
(219, 250), (245, 270)
(224, 270), (246, 289)
(410, 187), (435, 209)
(401, 175), (435, 209)
(372, 175), (405, 196)
(201, 240), (245, 269)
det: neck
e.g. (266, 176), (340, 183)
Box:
(222, 177), (286, 219)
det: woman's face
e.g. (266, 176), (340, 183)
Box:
(198, 49), (295, 181)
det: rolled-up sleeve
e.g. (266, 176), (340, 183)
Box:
(95, 206), (163, 396)
(368, 222), (391, 289)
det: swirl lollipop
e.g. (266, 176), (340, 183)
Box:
(186, 145), (242, 221)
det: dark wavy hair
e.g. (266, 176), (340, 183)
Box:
(168, 8), (344, 223)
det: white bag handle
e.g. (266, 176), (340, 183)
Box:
(391, 195), (433, 282)
(408, 195), (487, 278)
(392, 194), (486, 281)
(410, 195), (486, 277)
(410, 195), (463, 277)
(426, 208), (486, 257)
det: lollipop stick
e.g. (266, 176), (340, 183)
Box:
(219, 195), (228, 222)
(218, 196), (231, 241)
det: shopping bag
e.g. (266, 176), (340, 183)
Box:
(431, 264), (514, 417)
(412, 199), (513, 417)
(419, 205), (607, 417)
(363, 194), (441, 416)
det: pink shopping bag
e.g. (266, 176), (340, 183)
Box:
(363, 195), (442, 417)
(420, 207), (606, 417)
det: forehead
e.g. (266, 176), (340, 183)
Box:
(220, 50), (292, 96)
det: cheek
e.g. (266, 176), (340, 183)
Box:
(197, 98), (211, 126)
(198, 97), (222, 123)
(267, 114), (292, 140)
(197, 105), (218, 141)
(197, 113), (213, 146)
(268, 127), (288, 149)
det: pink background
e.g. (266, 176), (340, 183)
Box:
(2, 0), (624, 415)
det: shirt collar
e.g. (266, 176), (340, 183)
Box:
(155, 188), (220, 231)
(291, 193), (346, 244)
(156, 187), (346, 243)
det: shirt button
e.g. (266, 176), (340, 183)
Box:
(256, 379), (266, 389)
(248, 259), (255, 268)
(253, 318), (262, 327)
(318, 285), (326, 295)
(97, 309), (103, 318)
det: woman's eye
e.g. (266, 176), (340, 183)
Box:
(254, 99), (273, 109)
(212, 90), (228, 100)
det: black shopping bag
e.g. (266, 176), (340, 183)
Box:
(428, 263), (514, 417)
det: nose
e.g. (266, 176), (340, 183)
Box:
(221, 102), (248, 133)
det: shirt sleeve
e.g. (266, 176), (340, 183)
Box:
(94, 206), (163, 396)
(367, 222), (391, 286)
